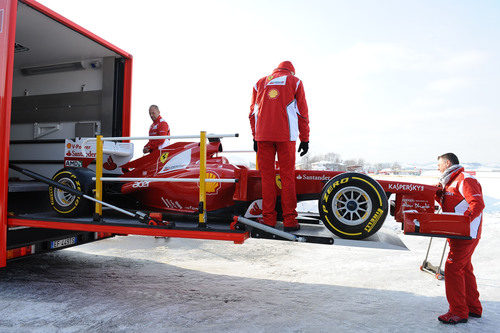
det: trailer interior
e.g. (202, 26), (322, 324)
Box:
(10, 1), (126, 186)
(4, 1), (133, 262)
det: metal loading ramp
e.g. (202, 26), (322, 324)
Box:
(8, 211), (407, 250)
(248, 217), (408, 250)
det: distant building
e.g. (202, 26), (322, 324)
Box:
(311, 161), (347, 171)
(377, 168), (422, 176)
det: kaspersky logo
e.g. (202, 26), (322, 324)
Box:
(387, 183), (424, 192)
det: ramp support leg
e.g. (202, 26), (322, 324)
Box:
(95, 135), (103, 216)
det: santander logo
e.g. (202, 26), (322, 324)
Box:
(249, 202), (262, 215)
(103, 156), (117, 170)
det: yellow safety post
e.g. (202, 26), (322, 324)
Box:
(198, 131), (207, 227)
(94, 135), (103, 216)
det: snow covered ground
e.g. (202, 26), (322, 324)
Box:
(1, 173), (499, 332)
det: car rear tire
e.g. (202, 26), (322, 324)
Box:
(318, 172), (388, 240)
(49, 168), (95, 217)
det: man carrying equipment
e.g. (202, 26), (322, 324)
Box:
(436, 153), (484, 325)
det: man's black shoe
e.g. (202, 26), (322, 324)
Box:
(469, 312), (481, 318)
(438, 312), (468, 324)
(283, 225), (300, 232)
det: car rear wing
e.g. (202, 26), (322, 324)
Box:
(64, 138), (134, 173)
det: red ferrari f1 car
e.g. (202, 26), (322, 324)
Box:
(48, 138), (470, 240)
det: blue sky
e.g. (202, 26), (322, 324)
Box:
(39, 0), (500, 164)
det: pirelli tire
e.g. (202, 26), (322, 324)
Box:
(319, 172), (388, 240)
(48, 168), (95, 217)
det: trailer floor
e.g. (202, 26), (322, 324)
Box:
(8, 210), (249, 244)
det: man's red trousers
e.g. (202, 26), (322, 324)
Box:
(257, 141), (297, 227)
(445, 238), (482, 318)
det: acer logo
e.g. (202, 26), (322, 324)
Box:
(132, 181), (150, 188)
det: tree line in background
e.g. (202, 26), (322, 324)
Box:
(297, 152), (403, 173)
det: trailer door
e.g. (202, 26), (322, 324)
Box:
(0, 0), (17, 267)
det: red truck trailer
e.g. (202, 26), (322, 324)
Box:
(1, 0), (472, 269)
(0, 0), (135, 267)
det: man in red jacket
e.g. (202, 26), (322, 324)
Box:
(143, 105), (170, 154)
(249, 61), (310, 231)
(436, 153), (485, 325)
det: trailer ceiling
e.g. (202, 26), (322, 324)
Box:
(14, 2), (121, 69)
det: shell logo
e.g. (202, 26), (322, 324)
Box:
(275, 175), (282, 189)
(66, 143), (71, 149)
(268, 89), (279, 99)
(205, 172), (220, 193)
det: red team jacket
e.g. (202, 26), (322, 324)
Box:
(249, 62), (309, 142)
(144, 116), (170, 151)
(439, 167), (485, 239)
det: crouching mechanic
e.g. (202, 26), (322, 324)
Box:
(249, 61), (310, 231)
(143, 105), (170, 154)
(436, 153), (485, 325)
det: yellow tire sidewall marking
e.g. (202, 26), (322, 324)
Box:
(352, 176), (382, 205)
(324, 215), (362, 236)
(50, 171), (82, 214)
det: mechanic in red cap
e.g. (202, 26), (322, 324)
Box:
(143, 105), (171, 154)
(436, 153), (484, 325)
(249, 61), (310, 231)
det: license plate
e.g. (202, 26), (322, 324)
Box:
(65, 160), (83, 167)
(50, 236), (77, 249)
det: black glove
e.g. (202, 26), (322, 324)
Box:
(298, 141), (309, 156)
(253, 140), (258, 153)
